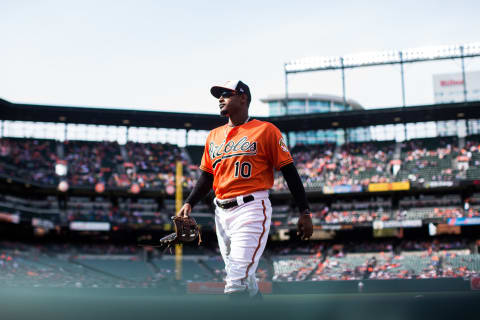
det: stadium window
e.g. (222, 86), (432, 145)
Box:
(351, 127), (370, 142)
(187, 130), (195, 146)
(149, 127), (159, 144)
(324, 130), (336, 143)
(101, 125), (110, 141)
(289, 132), (297, 147)
(3, 121), (23, 138)
(406, 123), (416, 140)
(75, 124), (84, 140)
(287, 100), (306, 115)
(331, 102), (345, 112)
(145, 128), (155, 143)
(385, 125), (396, 141)
(415, 122), (428, 138)
(446, 120), (456, 136)
(118, 126), (128, 144)
(425, 122), (437, 138)
(336, 129), (345, 145)
(469, 119), (480, 135)
(457, 120), (467, 138)
(308, 100), (330, 113)
(140, 127), (149, 143)
(194, 130), (208, 146)
(269, 101), (284, 116)
(395, 124), (405, 142)
(371, 125), (382, 141)
(84, 125), (96, 141)
(166, 129), (176, 145)
(128, 127), (138, 142)
(305, 131), (315, 144)
(137, 127), (147, 143)
(437, 121), (446, 136)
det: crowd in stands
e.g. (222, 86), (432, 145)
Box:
(282, 194), (478, 226)
(65, 196), (170, 226)
(397, 137), (460, 185)
(273, 240), (480, 281)
(2, 136), (480, 230)
(464, 135), (480, 180)
(0, 138), (57, 185)
(3, 190), (479, 231)
(64, 140), (123, 187)
(0, 138), (197, 192)
(274, 136), (478, 191)
(395, 194), (480, 220)
(1, 135), (480, 193)
(311, 198), (392, 224)
(333, 141), (395, 186)
(274, 142), (396, 190)
(274, 143), (335, 189)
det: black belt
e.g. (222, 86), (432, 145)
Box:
(216, 195), (255, 210)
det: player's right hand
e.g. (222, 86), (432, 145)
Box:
(297, 212), (313, 240)
(177, 203), (192, 218)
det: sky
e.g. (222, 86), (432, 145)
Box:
(1, 0), (480, 116)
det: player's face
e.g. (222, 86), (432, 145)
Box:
(219, 91), (244, 117)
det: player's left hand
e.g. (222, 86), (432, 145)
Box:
(297, 211), (313, 240)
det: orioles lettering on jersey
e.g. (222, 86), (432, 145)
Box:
(200, 119), (293, 200)
(209, 137), (258, 169)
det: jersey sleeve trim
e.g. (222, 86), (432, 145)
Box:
(278, 158), (294, 169)
(199, 165), (213, 174)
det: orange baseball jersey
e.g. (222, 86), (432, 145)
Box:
(200, 119), (293, 200)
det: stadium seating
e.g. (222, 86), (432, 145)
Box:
(64, 140), (123, 187)
(396, 194), (466, 220)
(2, 135), (480, 192)
(0, 138), (57, 185)
(396, 137), (460, 186)
(277, 252), (480, 281)
(1, 241), (479, 288)
(465, 135), (480, 180)
(0, 138), (197, 191)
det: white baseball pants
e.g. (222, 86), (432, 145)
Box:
(214, 190), (272, 296)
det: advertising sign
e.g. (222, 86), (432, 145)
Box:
(433, 71), (480, 103)
(368, 181), (410, 192)
(70, 221), (111, 231)
(447, 217), (480, 226)
(373, 219), (422, 230)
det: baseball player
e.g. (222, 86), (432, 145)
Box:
(177, 80), (313, 299)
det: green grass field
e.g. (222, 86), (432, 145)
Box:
(0, 288), (478, 320)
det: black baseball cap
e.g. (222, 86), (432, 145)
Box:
(210, 80), (251, 103)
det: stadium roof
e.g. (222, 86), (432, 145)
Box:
(1, 98), (479, 132)
(0, 98), (225, 131)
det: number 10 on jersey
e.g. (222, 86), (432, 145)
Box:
(234, 161), (252, 178)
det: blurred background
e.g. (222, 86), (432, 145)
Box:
(1, 1), (480, 304)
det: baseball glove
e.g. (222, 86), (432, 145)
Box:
(147, 216), (201, 252)
(138, 216), (201, 251)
